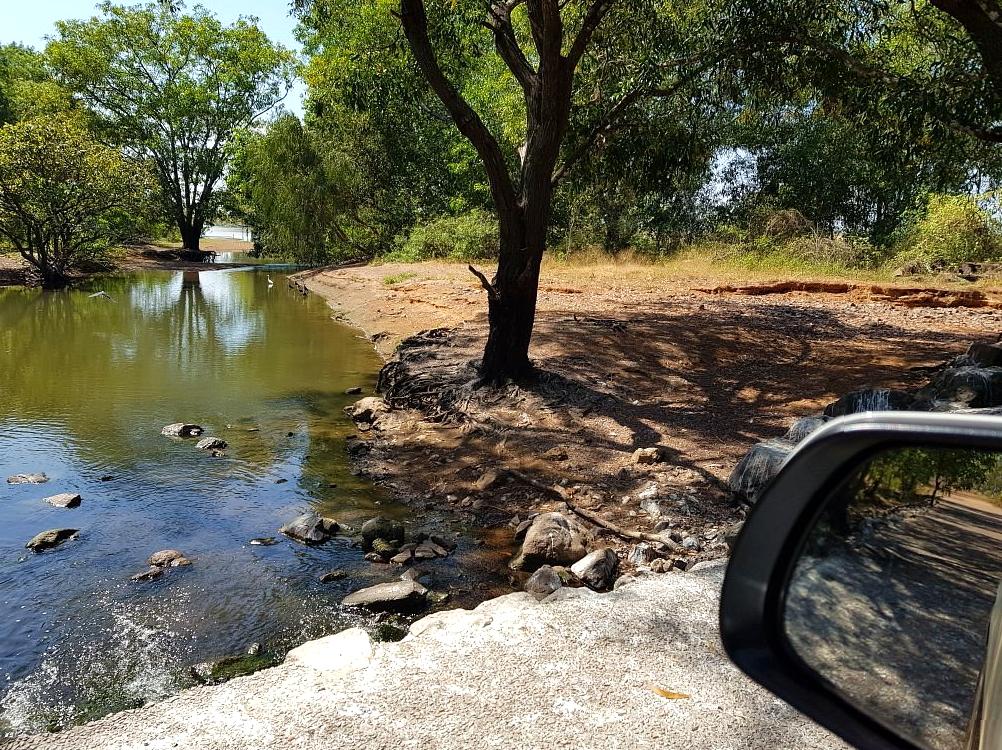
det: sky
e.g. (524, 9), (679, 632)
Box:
(2, 0), (307, 115)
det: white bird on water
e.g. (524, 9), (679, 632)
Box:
(88, 291), (115, 301)
(266, 275), (274, 287)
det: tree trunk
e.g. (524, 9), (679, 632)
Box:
(479, 208), (545, 385)
(179, 218), (201, 251)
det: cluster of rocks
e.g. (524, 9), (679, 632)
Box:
(131, 549), (193, 582)
(9, 473), (85, 552)
(360, 517), (456, 564)
(729, 340), (1002, 503)
(161, 423), (227, 454)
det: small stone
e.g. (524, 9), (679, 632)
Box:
(99, 475), (114, 482)
(344, 386), (363, 395)
(371, 538), (400, 557)
(543, 447), (569, 462)
(161, 423), (203, 438)
(26, 528), (78, 552)
(147, 549), (188, 567)
(280, 512), (338, 545)
(628, 543), (659, 566)
(131, 566), (163, 581)
(44, 493), (81, 508)
(525, 565), (562, 600)
(682, 536), (701, 551)
(364, 552), (385, 563)
(195, 437), (227, 451)
(650, 558), (670, 573)
(7, 473), (49, 485)
(632, 446), (668, 465)
(429, 534), (457, 551)
(474, 470), (501, 491)
(360, 517), (405, 551)
(345, 397), (389, 424)
(246, 642), (262, 656)
(275, 478), (288, 484)
(426, 590), (450, 604)
(390, 550), (413, 565)
(342, 580), (429, 611)
(250, 537), (278, 546)
(319, 569), (347, 583)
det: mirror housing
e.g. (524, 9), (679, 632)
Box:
(720, 412), (1002, 750)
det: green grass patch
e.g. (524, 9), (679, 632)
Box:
(382, 271), (417, 285)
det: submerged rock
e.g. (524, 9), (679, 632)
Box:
(570, 548), (619, 591)
(7, 473), (49, 485)
(131, 566), (164, 582)
(190, 652), (276, 685)
(511, 512), (592, 571)
(956, 342), (1002, 369)
(728, 439), (793, 504)
(346, 397), (389, 424)
(161, 423), (204, 438)
(195, 437), (227, 451)
(280, 512), (339, 545)
(782, 416), (829, 444)
(344, 386), (363, 395)
(524, 565), (563, 600)
(917, 366), (1002, 409)
(342, 580), (429, 612)
(249, 537), (278, 546)
(44, 492), (81, 508)
(360, 517), (405, 551)
(319, 569), (347, 583)
(147, 549), (191, 567)
(26, 528), (78, 552)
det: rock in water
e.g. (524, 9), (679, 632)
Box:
(26, 528), (78, 552)
(344, 386), (363, 395)
(342, 580), (429, 612)
(782, 416), (829, 444)
(190, 652), (276, 685)
(957, 342), (1002, 368)
(7, 473), (49, 484)
(44, 493), (82, 508)
(524, 565), (563, 600)
(280, 512), (339, 545)
(195, 437), (227, 451)
(319, 569), (347, 583)
(917, 366), (1002, 409)
(727, 439), (794, 504)
(131, 566), (164, 582)
(511, 512), (592, 571)
(147, 549), (191, 567)
(570, 548), (619, 590)
(823, 388), (914, 417)
(250, 537), (278, 546)
(360, 517), (405, 551)
(345, 397), (389, 424)
(161, 423), (204, 438)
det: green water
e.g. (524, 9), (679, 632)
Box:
(0, 268), (488, 737)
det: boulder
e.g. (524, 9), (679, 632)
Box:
(319, 569), (347, 583)
(26, 528), (78, 552)
(346, 397), (389, 424)
(147, 549), (191, 567)
(570, 548), (619, 590)
(510, 512), (592, 571)
(195, 437), (227, 451)
(728, 439), (793, 504)
(823, 388), (915, 417)
(628, 543), (659, 567)
(284, 628), (373, 673)
(524, 565), (563, 600)
(917, 366), (1002, 409)
(632, 446), (668, 465)
(44, 493), (81, 508)
(360, 517), (405, 551)
(342, 580), (428, 612)
(280, 512), (339, 545)
(959, 342), (1002, 369)
(7, 473), (49, 484)
(161, 423), (203, 438)
(783, 416), (829, 444)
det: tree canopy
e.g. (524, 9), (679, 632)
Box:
(47, 1), (296, 251)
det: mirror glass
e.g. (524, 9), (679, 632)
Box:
(785, 445), (1002, 750)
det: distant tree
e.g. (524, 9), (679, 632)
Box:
(47, 2), (296, 252)
(0, 116), (152, 287)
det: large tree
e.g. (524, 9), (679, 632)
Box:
(0, 115), (152, 287)
(47, 2), (296, 252)
(297, 0), (719, 383)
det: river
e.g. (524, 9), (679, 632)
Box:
(0, 266), (498, 737)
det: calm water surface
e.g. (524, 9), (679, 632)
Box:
(0, 268), (497, 737)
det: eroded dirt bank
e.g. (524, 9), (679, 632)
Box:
(295, 261), (1001, 573)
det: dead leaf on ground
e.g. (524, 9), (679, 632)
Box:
(647, 683), (690, 700)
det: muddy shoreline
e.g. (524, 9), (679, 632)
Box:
(294, 260), (1001, 576)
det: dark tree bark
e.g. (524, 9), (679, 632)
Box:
(179, 218), (202, 252)
(398, 0), (613, 384)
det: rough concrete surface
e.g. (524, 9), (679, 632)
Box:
(18, 563), (846, 750)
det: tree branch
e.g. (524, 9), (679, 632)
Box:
(469, 263), (500, 301)
(567, 0), (615, 67)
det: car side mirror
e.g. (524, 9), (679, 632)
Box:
(720, 412), (1002, 750)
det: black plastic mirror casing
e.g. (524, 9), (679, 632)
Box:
(720, 411), (1002, 750)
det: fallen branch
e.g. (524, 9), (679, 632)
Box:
(566, 501), (680, 550)
(504, 468), (568, 499)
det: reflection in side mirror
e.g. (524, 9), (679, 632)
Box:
(785, 446), (1002, 750)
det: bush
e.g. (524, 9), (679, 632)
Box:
(391, 210), (498, 262)
(892, 193), (1002, 272)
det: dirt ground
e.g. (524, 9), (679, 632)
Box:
(295, 260), (1002, 573)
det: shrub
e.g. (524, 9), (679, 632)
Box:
(391, 210), (498, 262)
(892, 193), (1002, 272)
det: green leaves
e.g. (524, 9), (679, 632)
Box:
(46, 2), (298, 247)
(0, 115), (154, 285)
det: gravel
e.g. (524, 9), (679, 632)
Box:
(20, 562), (846, 750)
